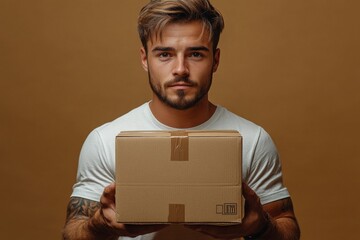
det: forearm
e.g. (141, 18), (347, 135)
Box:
(274, 216), (300, 240)
(263, 216), (300, 240)
(62, 210), (118, 240)
(252, 197), (300, 240)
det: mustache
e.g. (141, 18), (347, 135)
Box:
(164, 77), (197, 88)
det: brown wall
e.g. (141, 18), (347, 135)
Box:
(1, 0), (359, 239)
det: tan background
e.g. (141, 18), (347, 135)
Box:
(1, 0), (359, 239)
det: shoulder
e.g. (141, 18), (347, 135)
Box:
(93, 102), (150, 139)
(79, 103), (151, 159)
(214, 106), (277, 157)
(214, 106), (264, 139)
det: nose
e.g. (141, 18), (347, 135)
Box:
(172, 57), (189, 77)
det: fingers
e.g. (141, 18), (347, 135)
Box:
(242, 182), (258, 201)
(185, 184), (265, 239)
(242, 182), (262, 212)
(100, 183), (116, 208)
(98, 183), (168, 237)
(103, 182), (116, 199)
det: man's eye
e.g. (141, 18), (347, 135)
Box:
(191, 52), (202, 58)
(159, 52), (170, 58)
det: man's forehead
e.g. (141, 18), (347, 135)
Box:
(146, 21), (212, 49)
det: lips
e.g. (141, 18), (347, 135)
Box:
(167, 82), (194, 91)
(169, 81), (193, 87)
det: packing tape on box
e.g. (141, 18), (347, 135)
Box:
(168, 204), (185, 222)
(171, 131), (189, 161)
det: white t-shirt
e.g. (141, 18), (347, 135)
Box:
(71, 102), (289, 240)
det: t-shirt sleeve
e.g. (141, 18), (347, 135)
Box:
(71, 129), (115, 202)
(246, 127), (290, 204)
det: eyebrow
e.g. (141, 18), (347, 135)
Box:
(152, 47), (174, 52)
(151, 46), (210, 52)
(188, 46), (210, 52)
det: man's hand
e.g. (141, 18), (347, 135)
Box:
(62, 183), (167, 240)
(185, 182), (269, 239)
(91, 183), (167, 238)
(186, 183), (300, 240)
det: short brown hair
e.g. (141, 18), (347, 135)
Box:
(138, 0), (224, 52)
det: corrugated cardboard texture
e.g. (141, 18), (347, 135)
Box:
(116, 130), (242, 223)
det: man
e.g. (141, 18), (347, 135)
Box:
(62, 0), (300, 239)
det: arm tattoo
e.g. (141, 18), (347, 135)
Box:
(280, 198), (294, 213)
(65, 197), (100, 222)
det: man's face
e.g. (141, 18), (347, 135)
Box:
(141, 21), (220, 110)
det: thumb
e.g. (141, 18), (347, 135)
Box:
(101, 183), (116, 208)
(242, 182), (261, 211)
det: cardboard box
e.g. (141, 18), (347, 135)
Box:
(115, 130), (243, 224)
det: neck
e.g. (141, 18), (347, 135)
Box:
(149, 96), (216, 129)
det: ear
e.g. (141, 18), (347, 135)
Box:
(212, 48), (220, 73)
(140, 47), (148, 72)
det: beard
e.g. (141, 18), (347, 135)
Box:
(148, 72), (213, 110)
